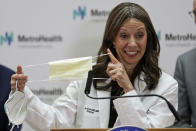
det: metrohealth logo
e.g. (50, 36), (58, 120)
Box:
(0, 32), (14, 46)
(157, 30), (161, 40)
(73, 6), (87, 20)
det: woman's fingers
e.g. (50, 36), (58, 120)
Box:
(10, 74), (18, 91)
(10, 66), (27, 92)
(106, 49), (134, 92)
(106, 62), (115, 77)
(17, 65), (23, 74)
(17, 74), (27, 92)
(106, 49), (122, 81)
(106, 62), (123, 81)
(107, 48), (119, 64)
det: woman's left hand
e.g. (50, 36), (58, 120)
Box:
(106, 49), (134, 93)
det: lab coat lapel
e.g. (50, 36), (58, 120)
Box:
(97, 90), (110, 128)
(134, 73), (146, 94)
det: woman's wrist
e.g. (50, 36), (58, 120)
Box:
(123, 83), (134, 93)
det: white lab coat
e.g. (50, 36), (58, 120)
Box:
(9, 72), (178, 131)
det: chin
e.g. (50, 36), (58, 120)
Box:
(125, 60), (138, 65)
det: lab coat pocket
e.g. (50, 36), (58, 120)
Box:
(82, 104), (100, 128)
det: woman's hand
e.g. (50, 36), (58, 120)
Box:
(10, 65), (28, 92)
(106, 49), (134, 93)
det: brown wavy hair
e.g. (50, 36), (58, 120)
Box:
(93, 2), (161, 90)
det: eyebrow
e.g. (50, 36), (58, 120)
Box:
(119, 26), (145, 32)
(136, 26), (145, 30)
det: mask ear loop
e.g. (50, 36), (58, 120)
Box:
(16, 80), (18, 91)
(8, 80), (18, 131)
(93, 53), (110, 59)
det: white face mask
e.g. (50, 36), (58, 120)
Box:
(49, 56), (92, 80)
(4, 91), (27, 131)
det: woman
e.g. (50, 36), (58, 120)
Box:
(7, 2), (178, 130)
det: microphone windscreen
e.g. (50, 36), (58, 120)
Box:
(84, 70), (93, 94)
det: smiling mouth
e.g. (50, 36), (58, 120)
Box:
(125, 50), (138, 56)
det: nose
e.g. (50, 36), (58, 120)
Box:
(128, 36), (137, 47)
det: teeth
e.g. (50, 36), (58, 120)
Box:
(126, 51), (137, 55)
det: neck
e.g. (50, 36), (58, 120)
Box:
(121, 61), (137, 77)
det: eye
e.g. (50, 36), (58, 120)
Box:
(136, 33), (144, 39)
(120, 33), (128, 39)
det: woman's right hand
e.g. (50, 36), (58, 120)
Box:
(10, 65), (28, 92)
(106, 49), (134, 93)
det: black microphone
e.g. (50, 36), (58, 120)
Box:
(84, 70), (180, 124)
(84, 70), (93, 95)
